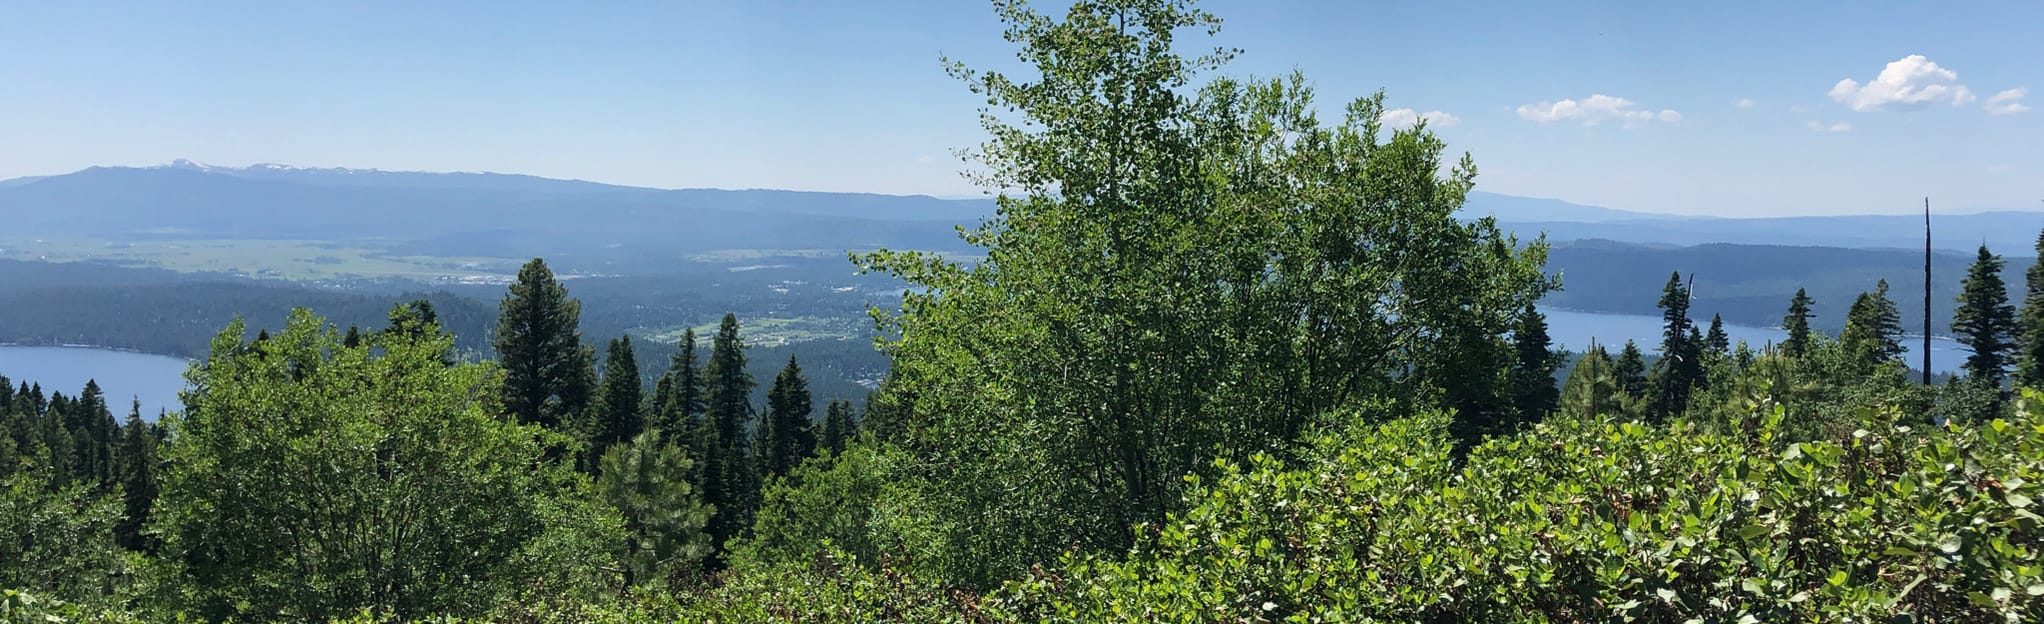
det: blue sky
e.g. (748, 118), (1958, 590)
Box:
(1, 1), (2037, 216)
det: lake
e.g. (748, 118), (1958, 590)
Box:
(0, 346), (192, 420)
(1543, 308), (1966, 375)
(0, 308), (1973, 422)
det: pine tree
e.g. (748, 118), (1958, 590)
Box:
(492, 258), (597, 430)
(597, 430), (713, 587)
(115, 400), (159, 552)
(820, 399), (858, 455)
(1507, 303), (1560, 426)
(1953, 245), (2019, 387)
(653, 329), (704, 437)
(342, 325), (363, 348)
(1841, 279), (1906, 372)
(2018, 229), (2044, 388)
(1614, 340), (1648, 400)
(1559, 343), (1637, 420)
(698, 314), (757, 553)
(1704, 314), (1730, 361)
(1783, 288), (1815, 358)
(1650, 272), (1700, 420)
(591, 335), (646, 466)
(756, 356), (816, 479)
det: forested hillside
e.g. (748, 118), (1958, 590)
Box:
(7, 1), (2044, 622)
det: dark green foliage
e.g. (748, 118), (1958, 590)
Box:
(596, 430), (713, 589)
(113, 401), (159, 553)
(755, 356), (816, 480)
(820, 399), (857, 456)
(1703, 313), (1730, 360)
(1840, 279), (1906, 372)
(592, 335), (646, 465)
(1650, 272), (1702, 421)
(1507, 303), (1560, 426)
(2019, 229), (2044, 387)
(651, 328), (704, 438)
(1613, 339), (1649, 404)
(493, 258), (597, 430)
(1783, 288), (1815, 358)
(1954, 245), (2018, 386)
(698, 313), (758, 556)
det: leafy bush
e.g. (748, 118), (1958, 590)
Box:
(992, 394), (2044, 622)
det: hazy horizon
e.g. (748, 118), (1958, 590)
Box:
(3, 1), (2039, 217)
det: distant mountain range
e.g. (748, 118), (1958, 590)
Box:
(4, 161), (2041, 257)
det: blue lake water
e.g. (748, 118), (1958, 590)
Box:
(0, 346), (192, 420)
(0, 308), (1972, 422)
(1542, 308), (1966, 375)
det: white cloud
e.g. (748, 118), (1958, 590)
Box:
(1379, 108), (1461, 129)
(1805, 120), (1853, 133)
(1734, 98), (1756, 108)
(1986, 88), (2030, 115)
(1987, 164), (2011, 175)
(1828, 54), (1976, 112)
(915, 154), (935, 164)
(1789, 105), (1810, 113)
(1515, 94), (1681, 128)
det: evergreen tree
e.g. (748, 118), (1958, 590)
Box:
(1783, 288), (1815, 358)
(2018, 229), (2044, 387)
(343, 325), (363, 348)
(1952, 245), (2019, 387)
(492, 258), (597, 430)
(1507, 303), (1560, 426)
(591, 335), (646, 466)
(1614, 340), (1648, 400)
(698, 314), (757, 553)
(756, 356), (816, 479)
(115, 400), (159, 553)
(1559, 343), (1636, 420)
(1704, 314), (1731, 361)
(653, 328), (704, 437)
(1840, 279), (1906, 372)
(820, 399), (858, 456)
(1650, 272), (1701, 420)
(597, 430), (713, 588)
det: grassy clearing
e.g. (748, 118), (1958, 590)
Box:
(635, 315), (865, 347)
(0, 237), (518, 281)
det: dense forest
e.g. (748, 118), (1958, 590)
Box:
(8, 1), (2044, 622)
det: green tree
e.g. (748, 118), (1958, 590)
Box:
(153, 309), (617, 620)
(1559, 343), (1637, 420)
(2019, 229), (2044, 388)
(820, 399), (858, 456)
(591, 335), (646, 465)
(0, 469), (126, 605)
(493, 258), (597, 431)
(1704, 314), (1730, 361)
(1840, 279), (1906, 373)
(652, 328), (704, 438)
(856, 0), (1549, 585)
(1783, 288), (1815, 358)
(1507, 303), (1560, 426)
(596, 430), (713, 589)
(1952, 245), (2018, 387)
(698, 313), (757, 555)
(1650, 272), (1700, 421)
(755, 356), (816, 480)
(1614, 340), (1648, 400)
(113, 400), (159, 553)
